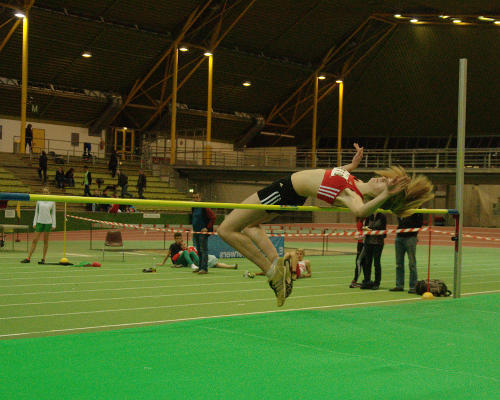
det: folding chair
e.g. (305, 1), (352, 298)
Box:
(103, 230), (125, 261)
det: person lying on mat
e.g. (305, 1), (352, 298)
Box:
(183, 246), (238, 270)
(217, 143), (434, 307)
(157, 232), (199, 270)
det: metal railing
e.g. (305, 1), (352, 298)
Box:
(14, 136), (145, 167)
(147, 147), (500, 170)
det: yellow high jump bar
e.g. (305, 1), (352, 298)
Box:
(0, 193), (456, 215)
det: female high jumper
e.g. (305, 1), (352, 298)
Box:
(217, 144), (434, 307)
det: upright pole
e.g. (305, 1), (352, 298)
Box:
(170, 48), (179, 165)
(19, 15), (29, 154)
(205, 54), (213, 166)
(312, 74), (319, 168)
(63, 201), (67, 258)
(454, 58), (467, 299)
(337, 81), (344, 166)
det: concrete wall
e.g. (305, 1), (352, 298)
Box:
(0, 117), (104, 157)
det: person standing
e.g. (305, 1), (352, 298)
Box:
(83, 165), (92, 196)
(25, 123), (33, 153)
(55, 167), (65, 189)
(350, 218), (365, 288)
(191, 192), (216, 274)
(117, 170), (132, 198)
(360, 212), (386, 290)
(137, 169), (147, 199)
(108, 149), (118, 178)
(21, 187), (56, 264)
(390, 212), (424, 294)
(38, 151), (48, 184)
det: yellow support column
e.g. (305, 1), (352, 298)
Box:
(170, 48), (178, 165)
(312, 74), (319, 168)
(63, 202), (67, 258)
(19, 15), (29, 154)
(337, 80), (344, 166)
(205, 54), (213, 166)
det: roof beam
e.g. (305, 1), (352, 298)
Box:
(264, 16), (396, 136)
(139, 0), (258, 131)
(108, 0), (215, 125)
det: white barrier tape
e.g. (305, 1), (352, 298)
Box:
(68, 215), (500, 242)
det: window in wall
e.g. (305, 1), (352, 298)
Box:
(71, 132), (79, 147)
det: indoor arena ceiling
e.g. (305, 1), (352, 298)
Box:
(0, 0), (499, 148)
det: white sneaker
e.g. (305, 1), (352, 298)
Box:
(191, 264), (199, 272)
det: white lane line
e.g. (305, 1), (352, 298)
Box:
(2, 290), (498, 338)
(1, 275), (499, 299)
(2, 287), (500, 321)
(66, 253), (92, 257)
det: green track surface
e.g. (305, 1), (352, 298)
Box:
(0, 239), (499, 399)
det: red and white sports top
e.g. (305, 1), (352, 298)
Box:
(317, 167), (363, 205)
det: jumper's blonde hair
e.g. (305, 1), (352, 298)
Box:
(374, 166), (434, 217)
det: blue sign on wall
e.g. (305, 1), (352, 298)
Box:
(208, 235), (284, 259)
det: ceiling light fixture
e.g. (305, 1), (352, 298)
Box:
(394, 14), (403, 19)
(336, 79), (343, 83)
(478, 16), (494, 21)
(203, 51), (213, 56)
(81, 50), (92, 58)
(179, 46), (189, 52)
(242, 81), (251, 87)
(318, 75), (326, 80)
(494, 21), (500, 25)
(439, 15), (449, 19)
(410, 18), (419, 23)
(452, 19), (462, 24)
(14, 11), (25, 18)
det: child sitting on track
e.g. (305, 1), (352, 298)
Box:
(157, 232), (199, 270)
(285, 248), (311, 280)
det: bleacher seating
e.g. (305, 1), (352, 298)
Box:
(0, 153), (190, 212)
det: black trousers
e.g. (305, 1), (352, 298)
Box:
(353, 242), (364, 282)
(362, 243), (384, 285)
(138, 186), (145, 199)
(193, 233), (208, 271)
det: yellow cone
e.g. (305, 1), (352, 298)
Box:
(60, 257), (69, 264)
(422, 291), (434, 300)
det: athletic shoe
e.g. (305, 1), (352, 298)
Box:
(371, 284), (380, 290)
(233, 264), (238, 270)
(38, 259), (45, 265)
(408, 288), (416, 294)
(268, 257), (293, 307)
(349, 280), (361, 288)
(191, 264), (199, 272)
(20, 258), (30, 264)
(389, 287), (404, 292)
(197, 270), (208, 275)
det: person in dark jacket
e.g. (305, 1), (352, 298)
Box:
(83, 165), (92, 196)
(191, 192), (216, 274)
(64, 168), (75, 187)
(38, 151), (48, 183)
(117, 170), (132, 198)
(55, 167), (65, 189)
(137, 169), (147, 199)
(360, 212), (387, 290)
(108, 149), (118, 178)
(25, 124), (33, 153)
(390, 212), (424, 294)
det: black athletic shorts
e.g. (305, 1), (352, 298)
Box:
(257, 176), (307, 213)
